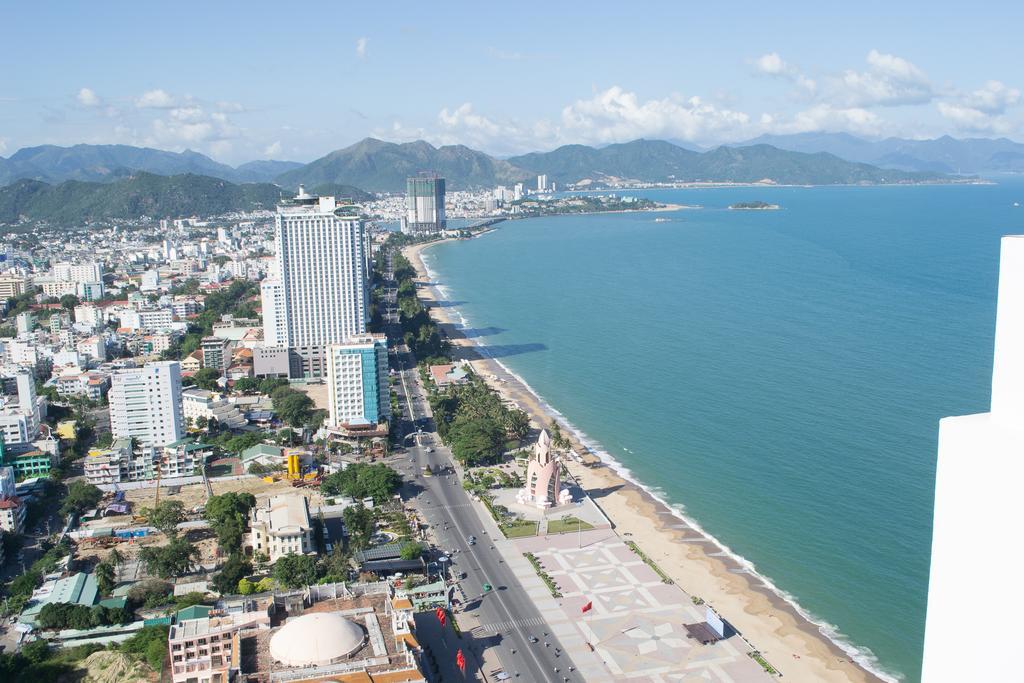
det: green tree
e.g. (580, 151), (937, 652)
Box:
(320, 463), (401, 503)
(60, 293), (80, 311)
(232, 377), (259, 393)
(550, 421), (571, 450)
(505, 409), (531, 441)
(95, 561), (116, 595)
(448, 416), (504, 465)
(143, 500), (185, 536)
(139, 536), (198, 578)
(192, 367), (221, 391)
(204, 492), (256, 554)
(212, 553), (251, 594)
(271, 553), (319, 589)
(399, 541), (425, 561)
(270, 386), (315, 428)
(60, 481), (103, 518)
(342, 504), (376, 551)
(119, 625), (170, 672)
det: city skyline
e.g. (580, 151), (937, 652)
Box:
(3, 2), (1024, 163)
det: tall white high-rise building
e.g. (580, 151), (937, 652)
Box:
(537, 174), (548, 192)
(261, 186), (369, 377)
(922, 235), (1024, 681)
(261, 279), (286, 347)
(109, 361), (184, 447)
(325, 334), (389, 427)
(53, 261), (103, 284)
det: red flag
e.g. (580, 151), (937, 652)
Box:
(456, 648), (466, 673)
(581, 601), (593, 614)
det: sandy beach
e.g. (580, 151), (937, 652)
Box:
(404, 238), (889, 683)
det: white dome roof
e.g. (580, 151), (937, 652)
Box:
(270, 612), (365, 666)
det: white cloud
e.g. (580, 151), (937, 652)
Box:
(264, 141), (282, 157)
(937, 102), (1014, 135)
(559, 86), (752, 145)
(755, 53), (788, 76)
(833, 50), (932, 106)
(77, 87), (101, 107)
(963, 80), (1020, 115)
(355, 37), (368, 59)
(751, 53), (816, 96)
(169, 106), (204, 122)
(135, 89), (176, 108)
(0, 137), (8, 155)
(145, 103), (239, 155)
(772, 104), (883, 136)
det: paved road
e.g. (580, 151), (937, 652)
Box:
(383, 252), (580, 683)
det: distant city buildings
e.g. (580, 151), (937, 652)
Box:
(325, 334), (389, 428)
(923, 235), (1024, 681)
(108, 361), (185, 447)
(403, 173), (446, 234)
(260, 186), (369, 378)
(537, 173), (548, 192)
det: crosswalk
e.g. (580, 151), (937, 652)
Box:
(474, 615), (547, 634)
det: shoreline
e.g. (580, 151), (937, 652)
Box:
(403, 236), (895, 683)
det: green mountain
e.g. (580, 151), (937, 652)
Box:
(508, 139), (701, 183)
(308, 183), (375, 203)
(0, 173), (285, 226)
(276, 138), (532, 192)
(233, 159), (304, 182)
(0, 144), (301, 185)
(736, 132), (1024, 173)
(508, 140), (945, 185)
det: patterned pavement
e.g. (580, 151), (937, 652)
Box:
(511, 529), (770, 682)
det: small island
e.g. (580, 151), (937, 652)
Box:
(729, 201), (780, 210)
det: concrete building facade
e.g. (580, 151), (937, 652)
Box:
(325, 334), (389, 428)
(923, 235), (1024, 681)
(249, 494), (313, 563)
(108, 361), (184, 447)
(260, 187), (368, 378)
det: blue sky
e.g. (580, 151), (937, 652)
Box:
(3, 1), (1023, 163)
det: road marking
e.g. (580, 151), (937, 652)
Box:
(475, 616), (548, 634)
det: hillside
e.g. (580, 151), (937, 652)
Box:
(276, 138), (532, 192)
(0, 172), (284, 225)
(0, 144), (301, 185)
(509, 140), (943, 185)
(508, 139), (702, 183)
(735, 133), (1024, 174)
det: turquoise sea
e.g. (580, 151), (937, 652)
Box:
(422, 180), (1024, 682)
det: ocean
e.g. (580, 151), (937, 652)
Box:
(421, 180), (1024, 682)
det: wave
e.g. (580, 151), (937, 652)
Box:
(417, 244), (902, 683)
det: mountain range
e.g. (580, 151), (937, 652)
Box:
(1, 136), (967, 198)
(0, 144), (302, 186)
(731, 133), (1024, 174)
(0, 173), (284, 226)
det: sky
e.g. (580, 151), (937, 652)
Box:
(2, 1), (1023, 164)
